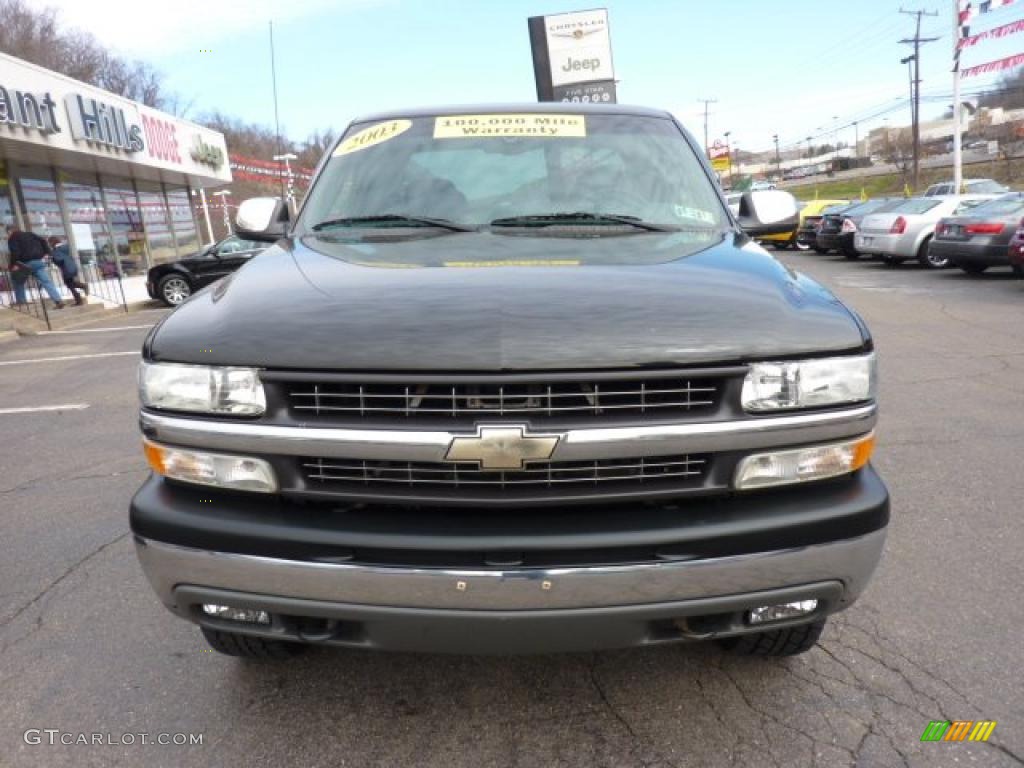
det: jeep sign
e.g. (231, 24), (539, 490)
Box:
(528, 9), (616, 103)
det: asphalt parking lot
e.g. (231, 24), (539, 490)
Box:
(1, 252), (1023, 768)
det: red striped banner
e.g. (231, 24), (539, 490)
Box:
(958, 17), (1024, 48)
(960, 51), (1024, 76)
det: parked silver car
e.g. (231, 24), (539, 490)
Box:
(923, 179), (1007, 197)
(854, 195), (996, 267)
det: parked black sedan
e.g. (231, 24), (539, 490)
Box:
(928, 192), (1024, 273)
(817, 198), (902, 258)
(146, 235), (266, 306)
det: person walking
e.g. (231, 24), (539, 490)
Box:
(48, 236), (87, 306)
(5, 224), (65, 309)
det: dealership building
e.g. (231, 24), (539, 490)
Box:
(1, 52), (231, 276)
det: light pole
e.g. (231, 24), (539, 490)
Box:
(852, 120), (859, 160)
(273, 152), (298, 207)
(724, 131), (732, 187)
(805, 136), (812, 168)
(194, 188), (215, 245)
(212, 190), (232, 236)
(773, 134), (780, 177)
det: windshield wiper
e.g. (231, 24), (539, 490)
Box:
(489, 212), (678, 232)
(311, 214), (476, 232)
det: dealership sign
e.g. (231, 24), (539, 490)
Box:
(0, 53), (231, 183)
(527, 9), (616, 103)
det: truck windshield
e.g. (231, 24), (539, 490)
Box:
(299, 112), (727, 235)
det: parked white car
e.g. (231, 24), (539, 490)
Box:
(855, 195), (997, 267)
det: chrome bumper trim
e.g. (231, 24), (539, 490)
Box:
(140, 404), (876, 463)
(135, 529), (886, 613)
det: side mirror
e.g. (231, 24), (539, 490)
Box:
(235, 197), (290, 241)
(736, 190), (800, 238)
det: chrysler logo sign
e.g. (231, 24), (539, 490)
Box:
(445, 426), (560, 470)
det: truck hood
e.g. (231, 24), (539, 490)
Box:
(147, 231), (868, 371)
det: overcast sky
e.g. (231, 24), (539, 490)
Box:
(26, 0), (1024, 155)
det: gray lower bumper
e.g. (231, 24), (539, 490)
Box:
(135, 530), (885, 652)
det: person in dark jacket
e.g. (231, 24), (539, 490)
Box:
(48, 236), (87, 306)
(5, 224), (64, 308)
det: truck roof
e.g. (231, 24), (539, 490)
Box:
(351, 102), (674, 125)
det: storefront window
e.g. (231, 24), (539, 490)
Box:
(61, 171), (120, 274)
(15, 167), (65, 240)
(0, 161), (15, 268)
(103, 181), (148, 269)
(166, 186), (199, 256)
(136, 182), (176, 266)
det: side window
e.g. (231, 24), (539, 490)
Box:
(218, 237), (242, 254)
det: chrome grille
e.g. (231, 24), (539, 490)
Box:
(285, 377), (719, 423)
(301, 454), (708, 491)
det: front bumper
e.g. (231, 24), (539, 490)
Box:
(131, 467), (889, 653)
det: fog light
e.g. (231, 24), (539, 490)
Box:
(747, 600), (818, 625)
(144, 440), (277, 493)
(733, 432), (875, 490)
(201, 604), (271, 625)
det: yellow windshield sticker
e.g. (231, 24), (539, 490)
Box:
(334, 119), (412, 156)
(444, 259), (581, 268)
(434, 114), (586, 139)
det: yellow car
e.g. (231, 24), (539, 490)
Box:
(761, 199), (849, 251)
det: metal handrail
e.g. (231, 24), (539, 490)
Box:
(1, 257), (130, 331)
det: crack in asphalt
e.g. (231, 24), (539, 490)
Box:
(0, 531), (130, 652)
(584, 657), (679, 768)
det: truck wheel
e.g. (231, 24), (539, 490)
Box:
(200, 627), (303, 660)
(717, 619), (826, 657)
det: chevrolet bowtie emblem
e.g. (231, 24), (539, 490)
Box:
(445, 426), (561, 470)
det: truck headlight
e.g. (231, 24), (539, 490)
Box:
(144, 440), (277, 493)
(139, 362), (265, 415)
(741, 353), (875, 412)
(734, 433), (875, 490)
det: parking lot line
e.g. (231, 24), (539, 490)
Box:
(0, 403), (90, 415)
(0, 351), (139, 367)
(39, 325), (157, 334)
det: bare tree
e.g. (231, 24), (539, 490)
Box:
(886, 129), (914, 184)
(0, 0), (167, 106)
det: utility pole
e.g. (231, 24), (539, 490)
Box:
(773, 134), (781, 176)
(900, 7), (939, 191)
(698, 98), (717, 156)
(853, 121), (859, 159)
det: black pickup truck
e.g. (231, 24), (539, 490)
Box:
(131, 104), (887, 659)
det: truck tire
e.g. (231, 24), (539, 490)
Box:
(717, 619), (826, 657)
(200, 627), (303, 660)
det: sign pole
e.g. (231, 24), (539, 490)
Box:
(953, 0), (963, 193)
